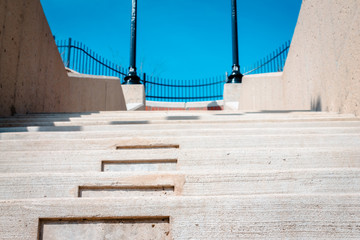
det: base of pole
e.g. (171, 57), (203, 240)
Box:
(124, 70), (141, 85)
(227, 70), (243, 84)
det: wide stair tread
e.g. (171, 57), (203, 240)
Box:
(0, 110), (359, 239)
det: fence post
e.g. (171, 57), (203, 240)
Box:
(143, 73), (146, 90)
(67, 38), (72, 68)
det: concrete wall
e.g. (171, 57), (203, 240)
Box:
(0, 0), (126, 117)
(122, 85), (146, 111)
(224, 0), (360, 115)
(68, 73), (126, 112)
(224, 73), (284, 111)
(283, 0), (360, 115)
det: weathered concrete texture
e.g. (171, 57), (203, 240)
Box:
(0, 110), (357, 128)
(1, 196), (360, 239)
(40, 218), (171, 240)
(223, 1), (360, 115)
(0, 0), (126, 117)
(1, 169), (360, 200)
(122, 85), (146, 110)
(0, 0), (69, 117)
(0, 111), (359, 238)
(67, 73), (126, 112)
(283, 0), (360, 115)
(1, 147), (360, 173)
(224, 73), (283, 110)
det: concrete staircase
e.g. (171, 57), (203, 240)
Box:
(0, 110), (360, 239)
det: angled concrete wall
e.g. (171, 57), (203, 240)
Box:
(283, 0), (360, 115)
(224, 0), (360, 115)
(0, 0), (126, 117)
(224, 73), (284, 111)
(68, 73), (126, 112)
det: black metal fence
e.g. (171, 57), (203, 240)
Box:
(55, 38), (290, 102)
(56, 38), (128, 81)
(243, 40), (290, 75)
(144, 75), (225, 102)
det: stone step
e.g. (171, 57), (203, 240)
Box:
(1, 195), (359, 239)
(10, 110), (353, 119)
(1, 148), (359, 173)
(0, 116), (357, 128)
(1, 134), (359, 152)
(0, 112), (357, 128)
(2, 121), (360, 133)
(0, 169), (359, 200)
(1, 112), (356, 123)
(2, 126), (360, 140)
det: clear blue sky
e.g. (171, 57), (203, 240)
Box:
(40, 0), (302, 79)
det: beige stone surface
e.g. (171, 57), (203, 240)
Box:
(0, 0), (69, 117)
(223, 83), (242, 110)
(1, 196), (360, 239)
(0, 111), (357, 128)
(283, 0), (360, 115)
(1, 147), (360, 173)
(67, 73), (126, 112)
(40, 218), (171, 240)
(223, 1), (360, 115)
(0, 0), (126, 117)
(1, 169), (360, 200)
(224, 73), (284, 111)
(122, 85), (146, 110)
(0, 111), (360, 238)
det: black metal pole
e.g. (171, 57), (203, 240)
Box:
(227, 0), (243, 83)
(124, 0), (141, 84)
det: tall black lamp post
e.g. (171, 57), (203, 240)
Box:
(227, 0), (243, 83)
(124, 0), (141, 84)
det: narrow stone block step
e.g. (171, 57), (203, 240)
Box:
(0, 112), (357, 128)
(2, 120), (360, 133)
(1, 147), (359, 173)
(1, 195), (359, 239)
(8, 110), (355, 120)
(2, 126), (360, 140)
(1, 134), (359, 151)
(0, 169), (360, 200)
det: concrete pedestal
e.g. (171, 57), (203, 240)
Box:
(122, 85), (146, 111)
(223, 83), (242, 110)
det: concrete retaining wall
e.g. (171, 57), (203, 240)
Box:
(224, 0), (360, 115)
(283, 0), (360, 115)
(68, 73), (126, 112)
(0, 0), (126, 117)
(224, 73), (283, 111)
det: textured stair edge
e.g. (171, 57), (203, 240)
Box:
(0, 113), (357, 124)
(1, 168), (360, 200)
(2, 121), (360, 134)
(1, 194), (360, 240)
(8, 110), (355, 118)
(2, 126), (360, 140)
(1, 147), (360, 173)
(1, 116), (359, 128)
(1, 134), (360, 152)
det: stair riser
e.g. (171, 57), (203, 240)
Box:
(1, 135), (359, 151)
(1, 148), (359, 173)
(2, 127), (360, 140)
(1, 170), (360, 200)
(1, 196), (360, 239)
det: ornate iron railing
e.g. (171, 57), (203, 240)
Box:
(55, 38), (290, 102)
